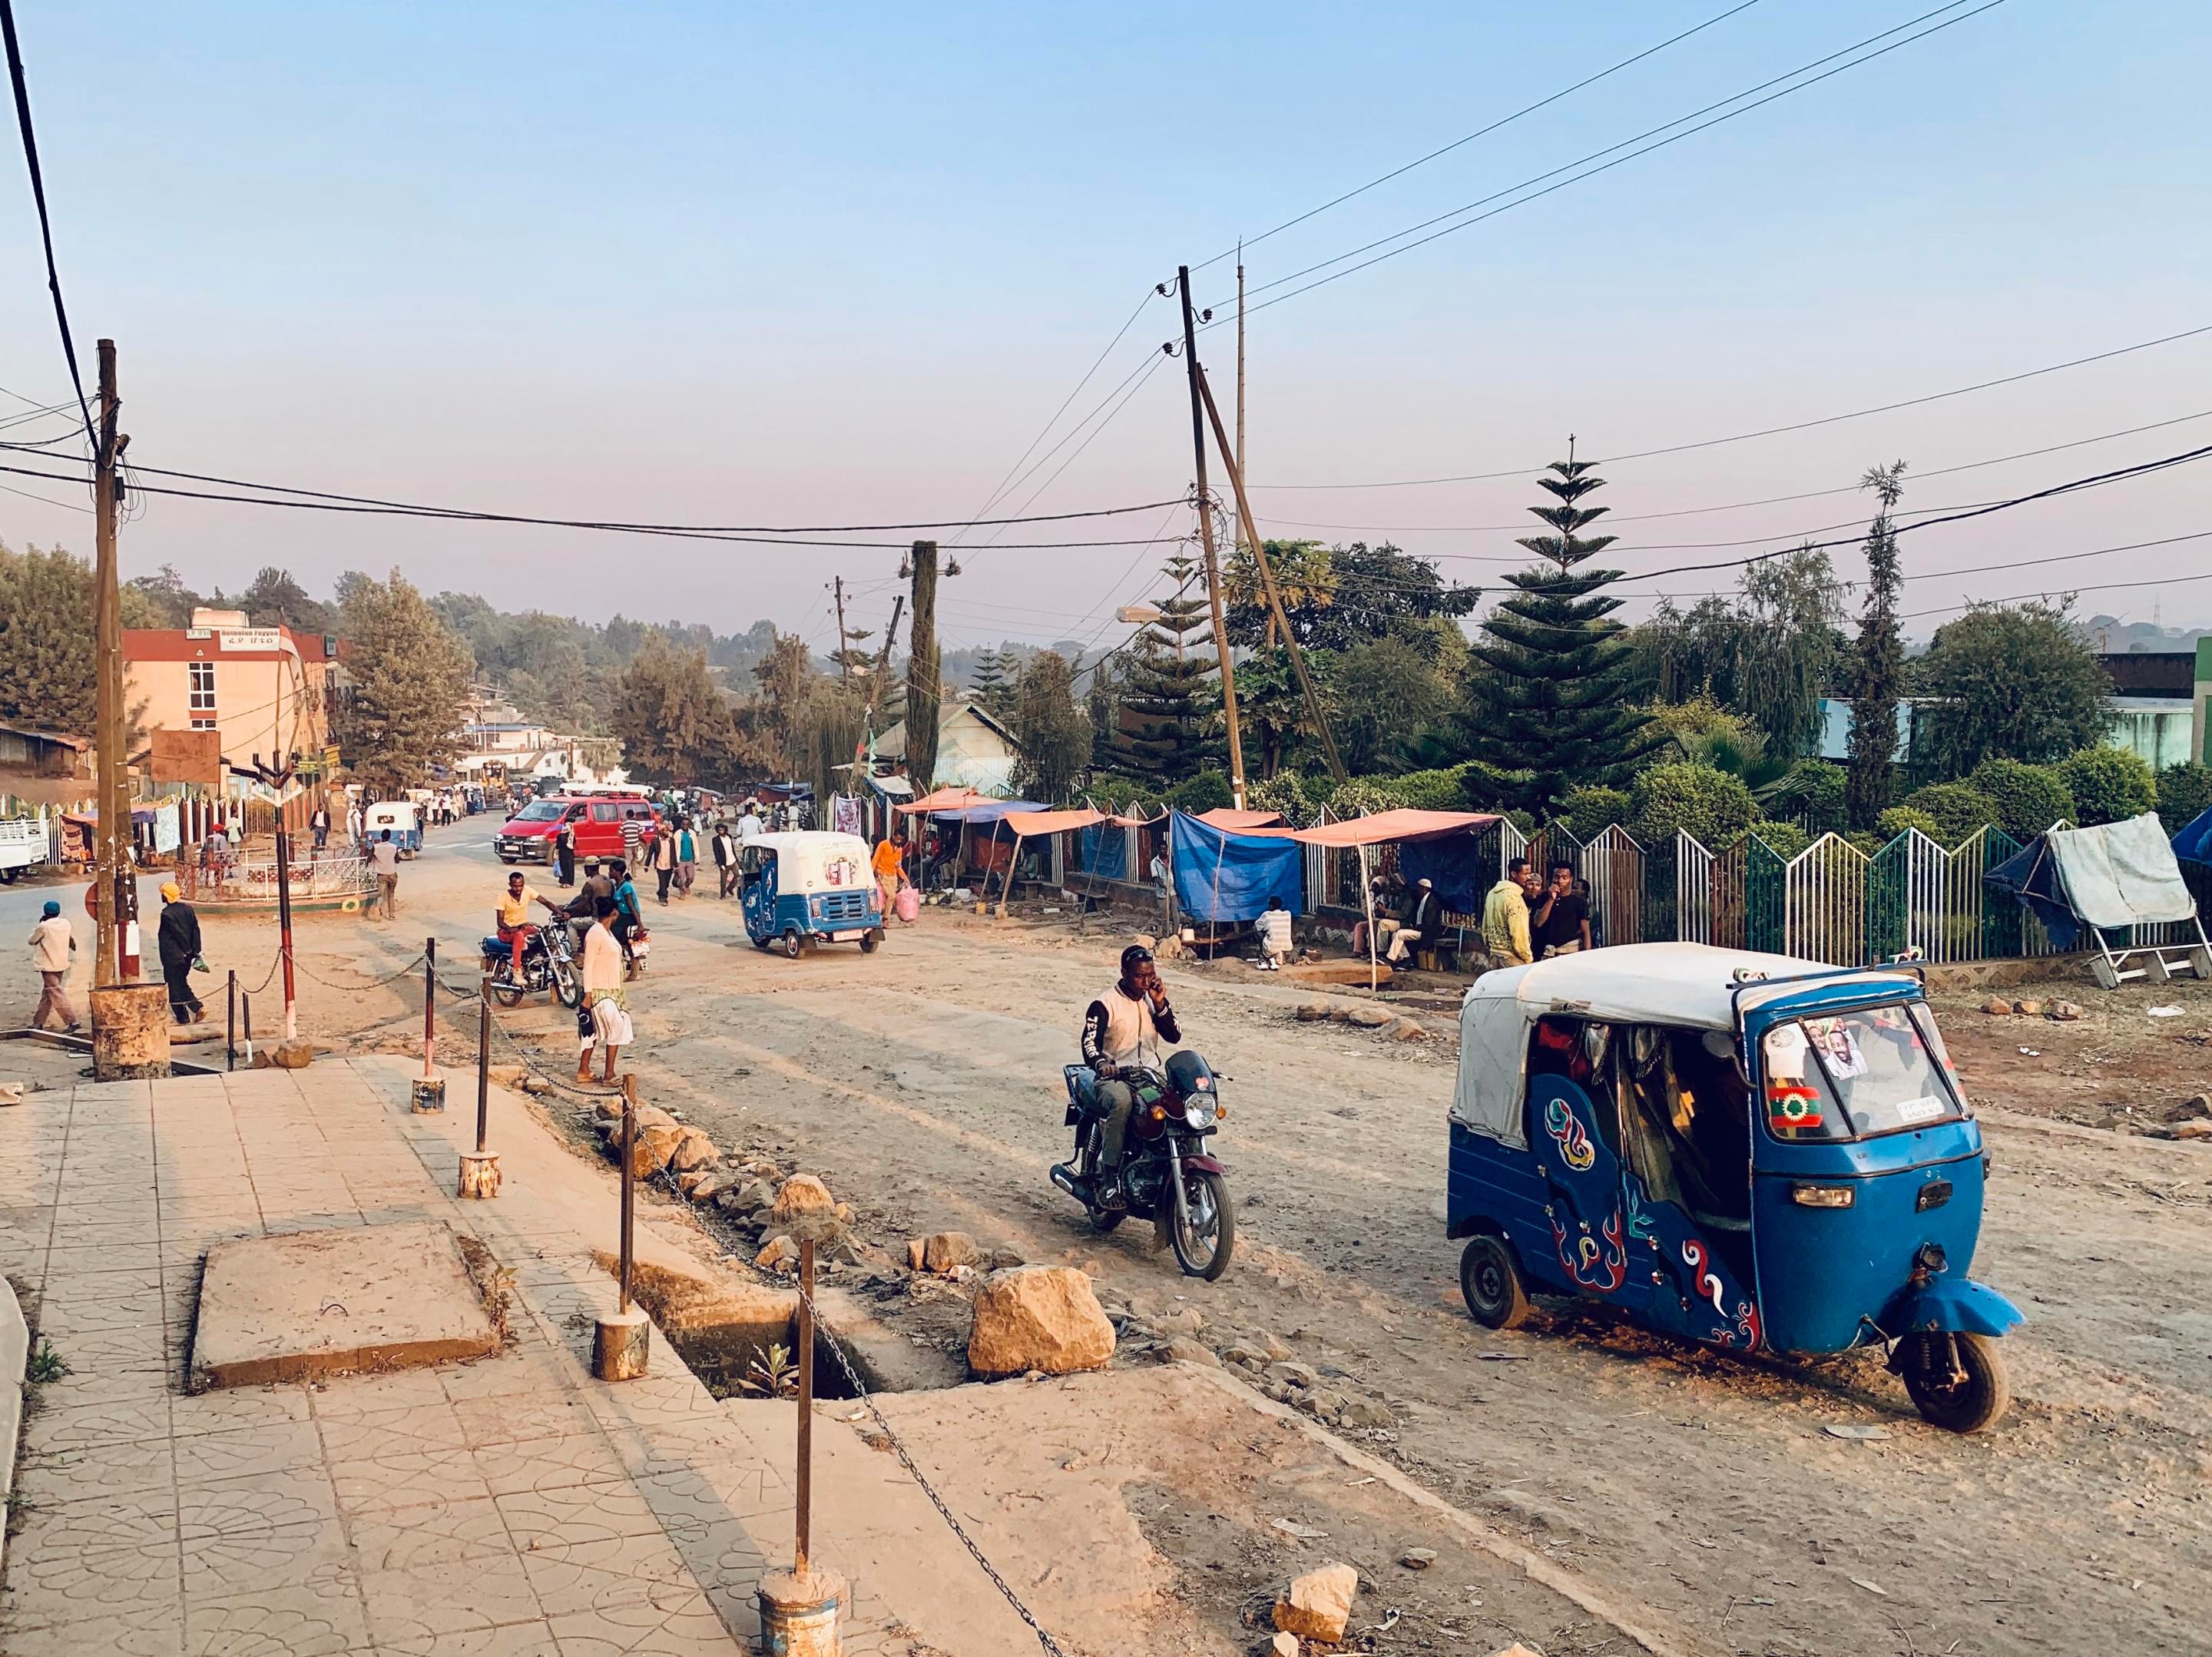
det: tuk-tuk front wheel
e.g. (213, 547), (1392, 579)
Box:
(781, 926), (805, 959)
(1899, 1331), (2011, 1433)
(1459, 1234), (1532, 1331)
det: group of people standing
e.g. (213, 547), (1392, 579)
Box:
(1482, 857), (1593, 967)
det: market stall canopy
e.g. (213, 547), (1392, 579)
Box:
(1275, 808), (1499, 847)
(896, 787), (989, 816)
(1195, 807), (1284, 830)
(929, 799), (1045, 825)
(1986, 812), (2198, 949)
(1002, 807), (1105, 837)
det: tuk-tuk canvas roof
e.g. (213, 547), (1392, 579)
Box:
(747, 830), (871, 890)
(1449, 943), (1919, 1146)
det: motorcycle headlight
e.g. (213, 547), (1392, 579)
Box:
(1184, 1099), (1214, 1128)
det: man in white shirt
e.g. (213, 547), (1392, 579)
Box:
(576, 895), (630, 1085)
(28, 900), (78, 1032)
(736, 802), (763, 843)
(369, 832), (401, 921)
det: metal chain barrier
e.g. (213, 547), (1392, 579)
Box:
(235, 947), (285, 996)
(289, 949), (429, 991)
(791, 1278), (1071, 1657)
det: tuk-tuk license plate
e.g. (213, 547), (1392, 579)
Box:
(831, 929), (866, 942)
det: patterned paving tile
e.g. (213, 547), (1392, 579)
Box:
(470, 1434), (633, 1500)
(180, 1516), (355, 1599)
(0, 1602), (186, 1657)
(349, 1494), (518, 1573)
(360, 1556), (547, 1642)
(181, 1586), (369, 1657)
(173, 1416), (328, 1485)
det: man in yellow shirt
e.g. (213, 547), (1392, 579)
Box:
(496, 870), (563, 979)
(1481, 858), (1537, 968)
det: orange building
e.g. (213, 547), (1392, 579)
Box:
(124, 608), (339, 778)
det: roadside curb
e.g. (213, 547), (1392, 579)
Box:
(1979, 1103), (2212, 1152)
(1183, 1362), (1701, 1657)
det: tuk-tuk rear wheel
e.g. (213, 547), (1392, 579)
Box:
(1459, 1234), (1532, 1331)
(1901, 1331), (2011, 1433)
(781, 927), (805, 959)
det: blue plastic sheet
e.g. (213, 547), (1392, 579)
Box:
(1170, 812), (1303, 924)
(1985, 833), (2081, 949)
(1076, 822), (1128, 881)
(2174, 807), (2212, 869)
(1399, 833), (1489, 914)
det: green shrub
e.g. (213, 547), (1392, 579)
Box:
(1505, 808), (1537, 835)
(2056, 746), (2157, 826)
(1738, 819), (1813, 861)
(1326, 777), (1409, 820)
(1455, 759), (1522, 810)
(1247, 771), (1314, 827)
(1899, 783), (2000, 844)
(1770, 760), (1847, 833)
(1394, 767), (1470, 813)
(1876, 806), (1946, 843)
(1966, 758), (2075, 842)
(1628, 762), (1756, 848)
(1164, 773), (1233, 815)
(1559, 785), (1631, 840)
(2154, 761), (2212, 830)
(1846, 830), (1886, 857)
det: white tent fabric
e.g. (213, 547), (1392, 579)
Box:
(1448, 943), (1919, 1145)
(2048, 812), (2199, 930)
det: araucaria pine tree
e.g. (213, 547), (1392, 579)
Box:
(1112, 552), (1220, 784)
(1845, 460), (1908, 830)
(1468, 456), (1655, 813)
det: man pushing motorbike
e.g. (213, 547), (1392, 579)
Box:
(1078, 943), (1181, 1210)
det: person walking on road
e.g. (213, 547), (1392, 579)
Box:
(28, 899), (78, 1033)
(652, 824), (677, 905)
(873, 830), (908, 920)
(345, 800), (363, 848)
(674, 820), (697, 900)
(156, 880), (207, 1024)
(553, 817), (577, 888)
(310, 801), (332, 853)
(621, 812), (645, 870)
(711, 820), (738, 898)
(370, 830), (401, 921)
(608, 860), (644, 977)
(575, 895), (631, 1085)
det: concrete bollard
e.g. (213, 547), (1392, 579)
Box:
(91, 983), (172, 1081)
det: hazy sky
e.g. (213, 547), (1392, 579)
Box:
(2, 1), (2207, 657)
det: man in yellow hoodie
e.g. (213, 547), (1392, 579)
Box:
(1482, 858), (1536, 968)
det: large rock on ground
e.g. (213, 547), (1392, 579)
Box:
(967, 1267), (1115, 1377)
(921, 1231), (982, 1274)
(1346, 1004), (1394, 1029)
(1273, 1563), (1359, 1642)
(667, 1127), (721, 1174)
(628, 1122), (684, 1179)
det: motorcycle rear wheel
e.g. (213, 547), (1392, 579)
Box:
(1168, 1169), (1233, 1281)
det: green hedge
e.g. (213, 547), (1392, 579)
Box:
(2058, 746), (2156, 826)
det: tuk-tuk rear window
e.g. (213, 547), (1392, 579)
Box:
(1760, 1004), (1962, 1142)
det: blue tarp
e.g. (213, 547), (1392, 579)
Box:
(2174, 807), (2212, 869)
(1170, 811), (1303, 924)
(1076, 821), (1128, 881)
(1985, 833), (2081, 949)
(1399, 833), (1490, 915)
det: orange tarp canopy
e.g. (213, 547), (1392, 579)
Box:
(1276, 808), (1498, 847)
(896, 787), (989, 816)
(1196, 808), (1284, 830)
(1002, 808), (1106, 837)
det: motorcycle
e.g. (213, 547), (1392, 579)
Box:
(1050, 1049), (1234, 1281)
(480, 923), (581, 1009)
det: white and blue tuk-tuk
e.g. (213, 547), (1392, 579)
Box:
(740, 830), (882, 958)
(1449, 943), (2021, 1432)
(364, 800), (423, 857)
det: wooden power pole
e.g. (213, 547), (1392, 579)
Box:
(904, 542), (940, 794)
(832, 577), (851, 681)
(1236, 247), (1247, 497)
(1174, 267), (1247, 809)
(93, 339), (131, 985)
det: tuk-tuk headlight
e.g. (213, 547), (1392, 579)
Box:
(1790, 1183), (1856, 1209)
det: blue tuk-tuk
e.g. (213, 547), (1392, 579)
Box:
(1448, 943), (2021, 1432)
(740, 830), (883, 959)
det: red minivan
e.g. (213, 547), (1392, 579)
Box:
(494, 794), (660, 864)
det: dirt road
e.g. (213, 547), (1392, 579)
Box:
(130, 822), (2212, 1655)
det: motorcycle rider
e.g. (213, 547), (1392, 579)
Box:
(495, 870), (565, 982)
(1079, 943), (1181, 1210)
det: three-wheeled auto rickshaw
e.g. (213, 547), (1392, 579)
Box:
(1448, 943), (2022, 1432)
(739, 830), (883, 958)
(363, 800), (423, 857)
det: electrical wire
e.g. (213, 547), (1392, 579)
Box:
(1206, 2), (2005, 329)
(0, 0), (98, 459)
(1190, 0), (1766, 275)
(1250, 323), (2212, 490)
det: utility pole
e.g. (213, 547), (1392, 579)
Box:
(1236, 245), (1247, 503)
(92, 339), (130, 985)
(1174, 267), (1247, 808)
(1196, 366), (1346, 781)
(832, 578), (851, 681)
(904, 542), (940, 795)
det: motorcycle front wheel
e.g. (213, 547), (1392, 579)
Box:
(554, 966), (581, 1009)
(1168, 1168), (1233, 1281)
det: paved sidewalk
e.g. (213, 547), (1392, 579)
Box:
(0, 1057), (1035, 1656)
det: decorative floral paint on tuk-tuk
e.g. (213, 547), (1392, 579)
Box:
(739, 830), (883, 959)
(1447, 943), (2022, 1432)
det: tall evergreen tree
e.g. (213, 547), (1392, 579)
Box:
(333, 570), (475, 790)
(1009, 650), (1092, 803)
(1845, 461), (1908, 829)
(1467, 456), (1654, 812)
(1112, 552), (1220, 784)
(969, 646), (1014, 717)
